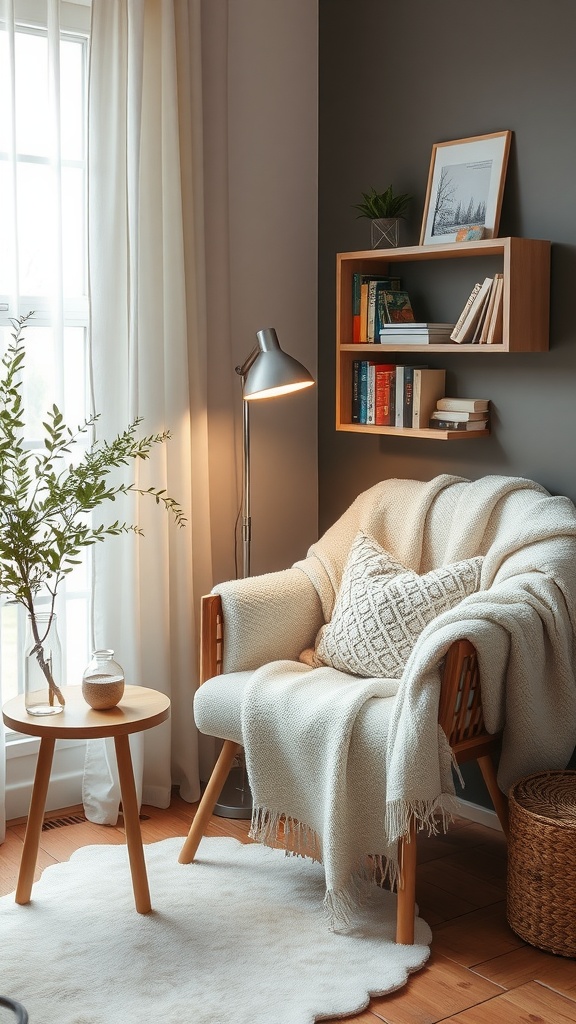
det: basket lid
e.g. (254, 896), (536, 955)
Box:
(510, 770), (576, 825)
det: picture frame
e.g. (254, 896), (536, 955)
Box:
(420, 131), (512, 245)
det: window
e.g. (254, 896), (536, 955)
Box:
(0, 0), (91, 713)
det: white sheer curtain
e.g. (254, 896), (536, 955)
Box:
(0, 0), (79, 842)
(84, 0), (214, 821)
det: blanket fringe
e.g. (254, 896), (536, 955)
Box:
(249, 806), (323, 863)
(385, 794), (461, 848)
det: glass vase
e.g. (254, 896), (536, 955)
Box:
(24, 612), (65, 716)
(82, 650), (125, 710)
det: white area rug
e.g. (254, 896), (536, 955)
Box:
(0, 836), (431, 1024)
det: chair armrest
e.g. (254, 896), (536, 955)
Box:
(439, 639), (499, 761)
(211, 567), (324, 673)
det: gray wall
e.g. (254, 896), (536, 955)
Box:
(318, 0), (576, 803)
(319, 0), (576, 527)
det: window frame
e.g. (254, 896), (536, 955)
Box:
(0, 0), (92, 743)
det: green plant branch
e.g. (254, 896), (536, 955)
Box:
(0, 313), (187, 708)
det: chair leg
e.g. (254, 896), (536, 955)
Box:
(477, 754), (509, 838)
(395, 816), (417, 944)
(178, 740), (241, 864)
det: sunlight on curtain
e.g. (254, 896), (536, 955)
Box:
(85, 0), (213, 821)
(0, 0), (90, 841)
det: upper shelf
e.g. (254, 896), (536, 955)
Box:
(336, 237), (551, 353)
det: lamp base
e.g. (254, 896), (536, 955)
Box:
(213, 766), (253, 819)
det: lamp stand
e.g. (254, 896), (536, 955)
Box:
(212, 329), (313, 819)
(213, 376), (253, 818)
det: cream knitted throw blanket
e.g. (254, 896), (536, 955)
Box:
(241, 475), (576, 925)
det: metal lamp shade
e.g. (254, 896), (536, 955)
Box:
(242, 328), (315, 400)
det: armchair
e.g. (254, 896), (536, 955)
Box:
(179, 474), (576, 945)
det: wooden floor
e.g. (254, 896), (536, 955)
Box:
(2, 794), (576, 1023)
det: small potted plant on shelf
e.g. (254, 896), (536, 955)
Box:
(353, 185), (413, 248)
(0, 313), (186, 716)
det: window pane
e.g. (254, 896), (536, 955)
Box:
(0, 31), (11, 153)
(64, 596), (90, 687)
(15, 32), (50, 158)
(1, 604), (19, 703)
(17, 161), (57, 295)
(62, 166), (86, 295)
(61, 38), (84, 162)
(64, 326), (88, 427)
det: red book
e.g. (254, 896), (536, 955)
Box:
(375, 364), (396, 425)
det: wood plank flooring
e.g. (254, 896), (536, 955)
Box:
(2, 795), (575, 1022)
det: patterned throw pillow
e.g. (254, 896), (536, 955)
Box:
(313, 531), (483, 679)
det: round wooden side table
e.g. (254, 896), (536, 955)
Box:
(2, 685), (170, 914)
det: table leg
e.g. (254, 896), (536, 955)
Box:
(16, 736), (56, 905)
(114, 733), (151, 914)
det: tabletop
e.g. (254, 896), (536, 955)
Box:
(2, 685), (171, 740)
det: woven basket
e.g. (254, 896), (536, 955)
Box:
(507, 770), (576, 957)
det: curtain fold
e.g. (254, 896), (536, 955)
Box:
(0, 0), (69, 843)
(85, 0), (213, 821)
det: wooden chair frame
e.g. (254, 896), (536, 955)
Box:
(180, 594), (510, 944)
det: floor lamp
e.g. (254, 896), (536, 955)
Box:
(213, 327), (315, 817)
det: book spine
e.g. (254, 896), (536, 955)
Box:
(351, 359), (361, 423)
(403, 367), (415, 427)
(429, 419), (485, 431)
(367, 281), (377, 343)
(366, 362), (376, 423)
(359, 361), (368, 424)
(450, 282), (481, 341)
(437, 398), (488, 412)
(412, 368), (422, 428)
(394, 366), (404, 427)
(375, 365), (395, 425)
(359, 284), (369, 343)
(352, 274), (361, 343)
(374, 282), (390, 339)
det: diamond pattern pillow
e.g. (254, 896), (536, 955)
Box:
(313, 531), (483, 679)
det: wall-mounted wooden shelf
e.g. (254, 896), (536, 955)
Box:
(335, 237), (550, 439)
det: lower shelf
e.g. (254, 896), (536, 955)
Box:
(337, 424), (490, 440)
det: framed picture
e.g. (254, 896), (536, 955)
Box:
(420, 131), (512, 245)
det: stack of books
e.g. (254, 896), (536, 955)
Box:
(379, 323), (455, 345)
(352, 273), (402, 343)
(450, 275), (504, 344)
(428, 397), (490, 431)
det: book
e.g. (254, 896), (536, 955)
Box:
(396, 364), (427, 427)
(373, 281), (402, 340)
(394, 365), (405, 427)
(429, 418), (489, 431)
(380, 322), (455, 331)
(412, 368), (446, 429)
(477, 274), (501, 345)
(430, 409), (488, 423)
(403, 366), (415, 427)
(470, 282), (496, 344)
(366, 361), (376, 424)
(352, 274), (401, 342)
(437, 397), (490, 413)
(450, 282), (481, 339)
(374, 363), (396, 425)
(379, 323), (455, 344)
(358, 361), (369, 424)
(450, 277), (493, 343)
(368, 280), (403, 342)
(351, 359), (361, 423)
(486, 274), (504, 345)
(383, 289), (415, 324)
